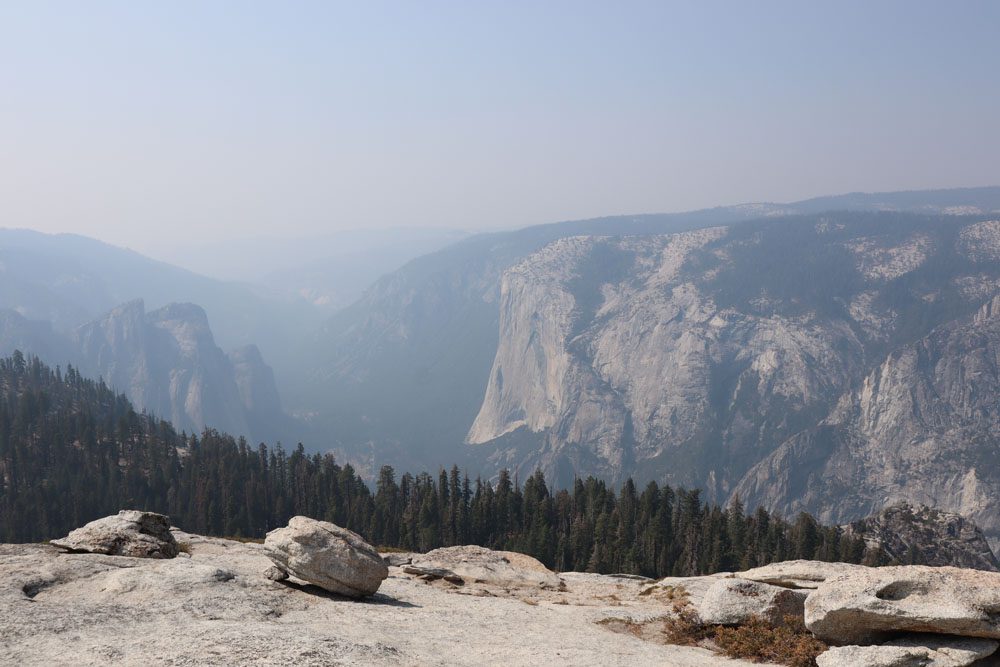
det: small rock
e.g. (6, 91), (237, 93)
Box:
(806, 565), (1000, 644)
(817, 634), (999, 667)
(50, 510), (178, 559)
(264, 565), (289, 582)
(696, 577), (806, 626)
(264, 516), (388, 598)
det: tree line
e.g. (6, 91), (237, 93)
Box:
(1, 352), (890, 576)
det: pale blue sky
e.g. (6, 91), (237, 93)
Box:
(1, 1), (998, 252)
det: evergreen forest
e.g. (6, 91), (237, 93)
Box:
(0, 352), (894, 577)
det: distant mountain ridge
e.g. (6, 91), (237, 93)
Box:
(0, 228), (320, 379)
(0, 300), (286, 442)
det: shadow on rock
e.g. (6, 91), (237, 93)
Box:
(275, 579), (419, 608)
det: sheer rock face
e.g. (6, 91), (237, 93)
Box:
(734, 294), (1000, 547)
(263, 516), (388, 598)
(465, 215), (1000, 536)
(50, 510), (178, 559)
(468, 226), (866, 491)
(696, 578), (806, 626)
(805, 565), (1000, 645)
(817, 635), (999, 667)
(69, 299), (283, 442)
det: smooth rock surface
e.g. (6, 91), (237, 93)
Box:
(806, 565), (1000, 644)
(50, 510), (178, 559)
(0, 532), (756, 666)
(817, 634), (999, 667)
(736, 560), (867, 589)
(697, 577), (806, 626)
(409, 545), (564, 589)
(264, 516), (388, 598)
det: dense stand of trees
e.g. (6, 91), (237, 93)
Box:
(1, 352), (889, 576)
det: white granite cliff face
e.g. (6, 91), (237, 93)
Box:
(468, 227), (867, 491)
(733, 292), (1000, 546)
(468, 217), (1000, 530)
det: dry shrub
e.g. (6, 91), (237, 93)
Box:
(661, 600), (711, 646)
(712, 615), (827, 667)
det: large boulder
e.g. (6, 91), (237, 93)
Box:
(806, 565), (1000, 644)
(50, 510), (178, 559)
(264, 516), (387, 598)
(817, 634), (999, 667)
(696, 577), (806, 626)
(408, 545), (563, 589)
(736, 560), (867, 589)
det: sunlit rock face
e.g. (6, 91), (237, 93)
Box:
(469, 214), (1000, 533)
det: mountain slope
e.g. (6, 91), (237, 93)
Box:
(733, 291), (1000, 545)
(298, 188), (1000, 473)
(472, 212), (1000, 503)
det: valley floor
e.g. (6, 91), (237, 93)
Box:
(1, 532), (752, 666)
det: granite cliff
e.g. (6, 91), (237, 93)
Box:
(465, 212), (1000, 543)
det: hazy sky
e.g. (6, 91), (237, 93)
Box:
(2, 1), (998, 253)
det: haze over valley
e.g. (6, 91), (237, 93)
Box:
(4, 3), (1000, 665)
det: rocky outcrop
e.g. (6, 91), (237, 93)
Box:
(408, 545), (564, 590)
(263, 516), (388, 597)
(736, 560), (867, 590)
(228, 343), (287, 442)
(696, 578), (806, 626)
(844, 503), (999, 571)
(50, 510), (178, 559)
(805, 565), (1000, 644)
(68, 300), (284, 442)
(817, 635), (999, 667)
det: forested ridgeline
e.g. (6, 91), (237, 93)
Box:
(1, 351), (885, 577)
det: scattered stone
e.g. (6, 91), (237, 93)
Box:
(736, 560), (866, 589)
(806, 565), (1000, 644)
(49, 510), (178, 559)
(817, 634), (999, 667)
(409, 545), (564, 590)
(263, 565), (289, 582)
(263, 516), (388, 598)
(696, 577), (806, 626)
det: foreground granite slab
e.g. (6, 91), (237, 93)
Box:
(0, 533), (755, 666)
